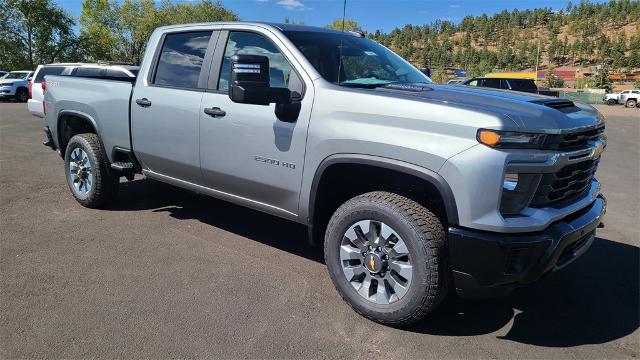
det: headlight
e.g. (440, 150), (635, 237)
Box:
(477, 129), (546, 149)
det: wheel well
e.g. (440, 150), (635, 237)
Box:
(311, 163), (449, 244)
(57, 114), (97, 156)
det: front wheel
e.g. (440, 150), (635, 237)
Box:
(324, 191), (449, 326)
(625, 99), (637, 108)
(15, 88), (28, 103)
(64, 133), (119, 208)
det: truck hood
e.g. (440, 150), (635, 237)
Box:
(371, 83), (603, 133)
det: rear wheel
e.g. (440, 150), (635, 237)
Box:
(607, 99), (617, 106)
(15, 88), (27, 102)
(324, 191), (449, 326)
(64, 133), (119, 208)
(625, 99), (637, 108)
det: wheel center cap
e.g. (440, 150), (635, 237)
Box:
(364, 253), (383, 273)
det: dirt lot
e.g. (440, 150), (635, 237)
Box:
(0, 102), (638, 359)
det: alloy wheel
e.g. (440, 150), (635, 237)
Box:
(339, 219), (413, 304)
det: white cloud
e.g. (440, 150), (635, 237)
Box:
(449, 4), (461, 8)
(277, 0), (309, 10)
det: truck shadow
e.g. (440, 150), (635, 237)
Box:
(113, 178), (639, 347)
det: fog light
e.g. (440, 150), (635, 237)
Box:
(503, 173), (518, 191)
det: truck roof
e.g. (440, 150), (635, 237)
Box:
(155, 21), (356, 36)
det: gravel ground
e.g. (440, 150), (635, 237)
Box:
(1, 102), (638, 359)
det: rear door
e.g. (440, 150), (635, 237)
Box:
(198, 27), (314, 217)
(131, 30), (218, 184)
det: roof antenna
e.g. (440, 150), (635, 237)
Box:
(337, 0), (347, 85)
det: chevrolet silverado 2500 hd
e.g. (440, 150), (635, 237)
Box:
(43, 22), (607, 325)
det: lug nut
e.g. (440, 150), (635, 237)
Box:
(383, 255), (389, 260)
(381, 272), (386, 277)
(376, 247), (381, 252)
(362, 252), (367, 257)
(368, 246), (373, 251)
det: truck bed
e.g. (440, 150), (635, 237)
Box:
(45, 76), (133, 160)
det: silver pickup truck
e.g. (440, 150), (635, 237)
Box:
(43, 22), (606, 325)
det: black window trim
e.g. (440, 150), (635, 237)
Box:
(147, 29), (220, 93)
(206, 28), (306, 99)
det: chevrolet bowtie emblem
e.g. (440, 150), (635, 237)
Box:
(369, 256), (376, 270)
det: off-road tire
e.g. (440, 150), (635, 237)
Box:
(64, 133), (119, 208)
(324, 191), (449, 326)
(625, 99), (637, 108)
(606, 99), (617, 106)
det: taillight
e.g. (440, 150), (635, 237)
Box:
(41, 82), (46, 115)
(28, 81), (32, 99)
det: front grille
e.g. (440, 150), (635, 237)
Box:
(556, 126), (605, 151)
(530, 159), (598, 208)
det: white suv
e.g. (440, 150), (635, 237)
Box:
(0, 71), (33, 102)
(28, 63), (139, 118)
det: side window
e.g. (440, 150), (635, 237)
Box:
(218, 32), (295, 93)
(632, 91), (640, 94)
(466, 80), (478, 86)
(75, 67), (104, 78)
(106, 69), (132, 79)
(34, 66), (65, 83)
(481, 78), (501, 89)
(154, 31), (212, 89)
(621, 91), (630, 94)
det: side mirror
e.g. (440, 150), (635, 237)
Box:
(229, 54), (291, 106)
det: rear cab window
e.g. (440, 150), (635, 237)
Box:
(152, 31), (213, 89)
(74, 67), (104, 78)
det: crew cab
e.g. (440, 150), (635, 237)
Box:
(42, 22), (606, 326)
(462, 77), (560, 97)
(0, 71), (33, 102)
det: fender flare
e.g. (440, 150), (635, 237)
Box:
(56, 110), (100, 154)
(307, 154), (459, 227)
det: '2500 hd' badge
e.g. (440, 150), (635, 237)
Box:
(254, 156), (296, 170)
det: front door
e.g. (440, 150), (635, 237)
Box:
(199, 28), (313, 216)
(131, 30), (216, 184)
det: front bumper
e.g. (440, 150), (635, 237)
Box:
(449, 194), (606, 298)
(0, 87), (16, 97)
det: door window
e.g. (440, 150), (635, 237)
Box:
(154, 31), (212, 89)
(481, 78), (501, 89)
(218, 32), (295, 92)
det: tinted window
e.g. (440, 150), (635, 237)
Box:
(218, 32), (293, 92)
(481, 78), (501, 89)
(509, 79), (537, 91)
(35, 66), (65, 82)
(106, 69), (130, 79)
(466, 79), (478, 86)
(632, 91), (640, 94)
(75, 67), (104, 78)
(154, 31), (212, 89)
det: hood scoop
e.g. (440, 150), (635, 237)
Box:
(382, 83), (434, 92)
(530, 99), (581, 114)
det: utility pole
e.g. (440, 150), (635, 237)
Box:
(535, 39), (541, 85)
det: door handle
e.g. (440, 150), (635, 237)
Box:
(204, 107), (226, 117)
(135, 98), (152, 107)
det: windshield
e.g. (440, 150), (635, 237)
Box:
(284, 30), (431, 87)
(3, 72), (30, 80)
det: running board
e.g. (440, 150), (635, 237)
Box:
(110, 162), (135, 173)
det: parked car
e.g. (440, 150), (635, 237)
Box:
(603, 90), (640, 106)
(43, 22), (606, 326)
(0, 71), (8, 78)
(0, 71), (34, 102)
(462, 77), (560, 97)
(28, 63), (139, 117)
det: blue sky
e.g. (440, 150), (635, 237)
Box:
(56, 0), (608, 32)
